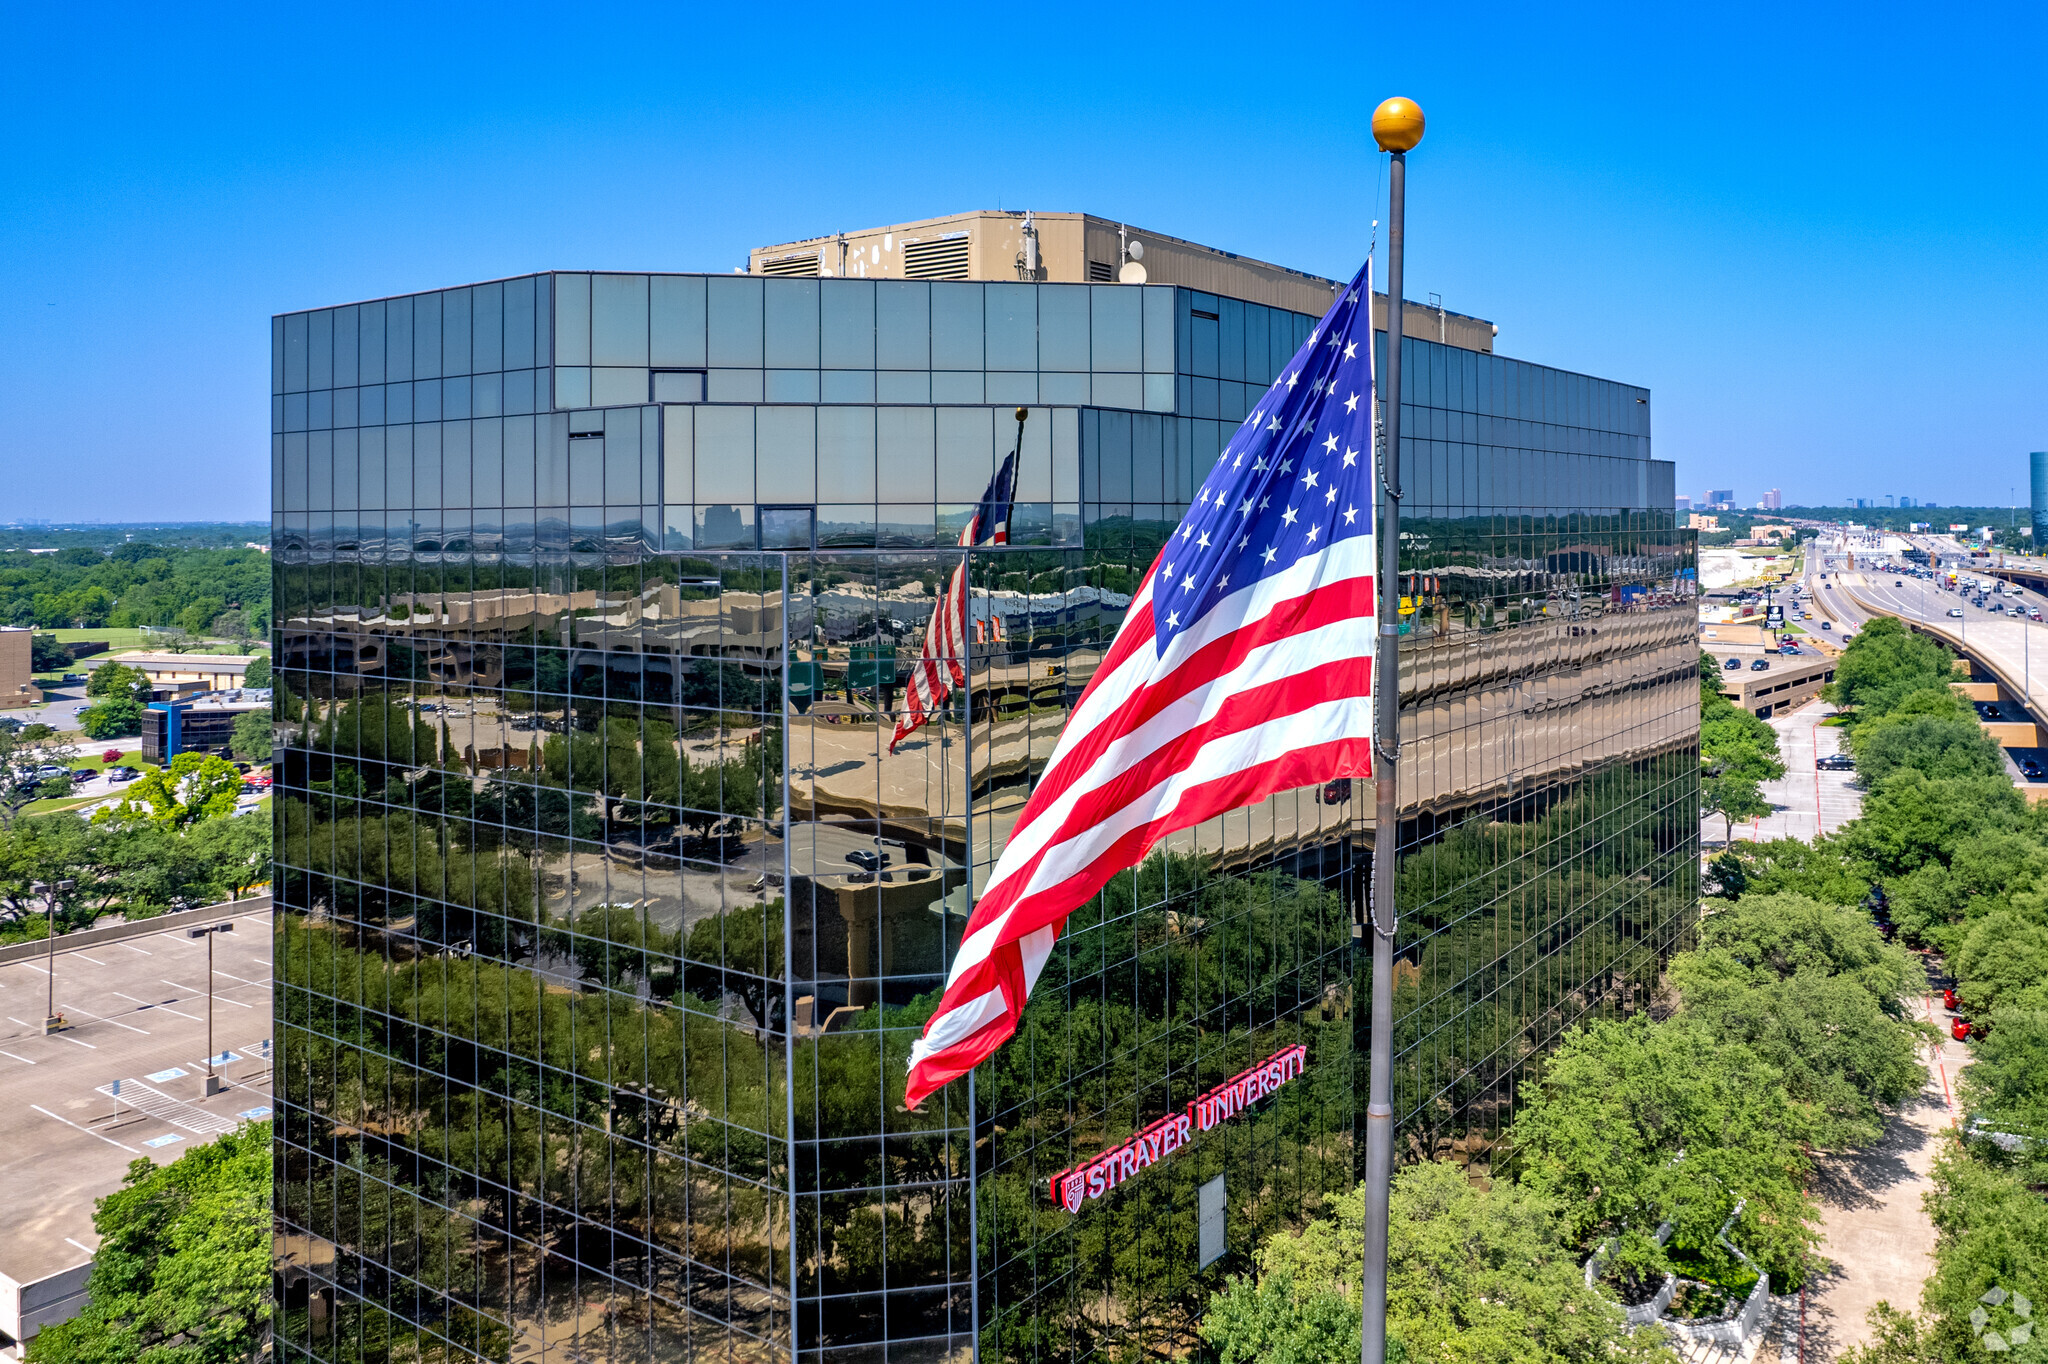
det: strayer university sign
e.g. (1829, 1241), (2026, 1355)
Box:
(1047, 1044), (1310, 1213)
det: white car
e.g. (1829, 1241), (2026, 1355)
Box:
(1949, 608), (1965, 618)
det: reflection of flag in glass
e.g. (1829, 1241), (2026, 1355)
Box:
(890, 453), (1017, 753)
(905, 261), (1378, 1109)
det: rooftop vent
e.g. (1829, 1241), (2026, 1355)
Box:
(904, 234), (970, 280)
(760, 252), (819, 277)
(1087, 260), (1114, 282)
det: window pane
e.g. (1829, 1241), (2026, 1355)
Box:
(385, 295), (413, 381)
(817, 407), (875, 501)
(984, 284), (1035, 371)
(651, 275), (706, 367)
(1143, 285), (1175, 372)
(555, 273), (590, 366)
(765, 279), (820, 368)
(504, 277), (536, 370)
(591, 274), (650, 366)
(443, 287), (473, 376)
(1039, 286), (1089, 371)
(653, 371), (705, 403)
(333, 305), (359, 388)
(877, 407), (935, 502)
(876, 283), (929, 369)
(1092, 285), (1142, 370)
(756, 407), (816, 501)
(930, 283), (983, 370)
(662, 406), (693, 505)
(414, 290), (443, 380)
(936, 407), (993, 500)
(820, 281), (875, 369)
(694, 406), (755, 502)
(605, 407), (643, 505)
(707, 277), (764, 367)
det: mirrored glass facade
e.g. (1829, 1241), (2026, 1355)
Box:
(272, 270), (1697, 1364)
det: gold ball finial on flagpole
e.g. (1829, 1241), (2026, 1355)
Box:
(1372, 97), (1425, 153)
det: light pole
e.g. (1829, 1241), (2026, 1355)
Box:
(189, 921), (235, 1096)
(1365, 92), (1424, 1364)
(34, 878), (76, 1033)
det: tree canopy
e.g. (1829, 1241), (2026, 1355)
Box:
(26, 1122), (270, 1364)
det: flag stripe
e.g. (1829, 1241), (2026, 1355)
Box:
(904, 260), (1377, 1110)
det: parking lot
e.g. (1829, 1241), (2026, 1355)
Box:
(0, 906), (272, 1327)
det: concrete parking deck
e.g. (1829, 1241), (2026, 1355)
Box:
(0, 906), (273, 1357)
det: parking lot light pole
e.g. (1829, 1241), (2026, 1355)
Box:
(34, 878), (76, 1033)
(189, 921), (235, 1095)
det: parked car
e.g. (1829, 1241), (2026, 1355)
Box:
(1817, 754), (1856, 771)
(1749, 659), (1771, 671)
(1723, 657), (1743, 670)
(108, 766), (140, 782)
(2019, 757), (2046, 780)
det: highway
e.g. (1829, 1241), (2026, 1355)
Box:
(1803, 532), (2048, 785)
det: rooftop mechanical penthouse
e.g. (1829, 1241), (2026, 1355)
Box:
(271, 211), (1697, 1364)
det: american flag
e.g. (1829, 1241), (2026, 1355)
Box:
(904, 261), (1378, 1109)
(891, 450), (1018, 753)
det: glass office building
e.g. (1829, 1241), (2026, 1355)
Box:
(271, 263), (1698, 1364)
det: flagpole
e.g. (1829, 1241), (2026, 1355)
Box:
(1364, 94), (1424, 1364)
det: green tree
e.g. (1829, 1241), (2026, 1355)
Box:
(1201, 1164), (1675, 1364)
(1693, 892), (1922, 1005)
(0, 724), (79, 826)
(98, 752), (243, 828)
(26, 1122), (270, 1364)
(240, 653), (271, 689)
(87, 662), (151, 701)
(1957, 1007), (2048, 1183)
(1508, 1014), (1819, 1284)
(1825, 617), (1960, 715)
(78, 696), (145, 739)
(228, 709), (271, 763)
(1951, 911), (2048, 1015)
(1703, 770), (1772, 845)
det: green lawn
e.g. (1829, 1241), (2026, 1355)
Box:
(40, 628), (270, 659)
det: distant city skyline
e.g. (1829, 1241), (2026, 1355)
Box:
(2, 4), (2044, 520)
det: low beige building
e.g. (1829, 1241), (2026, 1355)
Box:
(0, 630), (42, 710)
(750, 209), (1499, 352)
(96, 651), (260, 695)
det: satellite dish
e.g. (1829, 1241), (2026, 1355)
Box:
(1119, 261), (1148, 284)
(1126, 240), (1145, 261)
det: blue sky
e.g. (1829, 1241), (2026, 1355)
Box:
(3, 2), (2043, 521)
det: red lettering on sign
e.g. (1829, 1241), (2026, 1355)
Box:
(1047, 1045), (1310, 1212)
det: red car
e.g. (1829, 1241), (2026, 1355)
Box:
(1943, 987), (1959, 1011)
(1952, 1017), (1973, 1042)
(243, 771), (273, 790)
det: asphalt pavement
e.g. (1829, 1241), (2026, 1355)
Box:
(0, 906), (272, 1309)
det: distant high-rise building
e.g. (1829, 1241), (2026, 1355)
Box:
(1898, 496), (1915, 509)
(1674, 494), (1692, 512)
(1762, 489), (1782, 510)
(2030, 452), (2048, 548)
(1705, 489), (1734, 510)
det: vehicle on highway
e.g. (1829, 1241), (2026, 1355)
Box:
(1950, 608), (1966, 617)
(2021, 758), (2046, 780)
(2032, 609), (2043, 622)
(1779, 642), (1800, 654)
(1750, 659), (1771, 671)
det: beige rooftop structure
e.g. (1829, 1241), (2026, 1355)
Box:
(751, 210), (1497, 353)
(89, 652), (262, 692)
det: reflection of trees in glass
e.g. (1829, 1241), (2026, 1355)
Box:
(968, 850), (1357, 1362)
(276, 915), (793, 1334)
(1389, 753), (1698, 1158)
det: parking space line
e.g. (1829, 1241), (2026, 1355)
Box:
(0, 1050), (35, 1064)
(162, 979), (255, 1007)
(123, 943), (152, 955)
(57, 1035), (96, 1049)
(61, 1005), (148, 1035)
(31, 1104), (138, 1153)
(73, 954), (106, 966)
